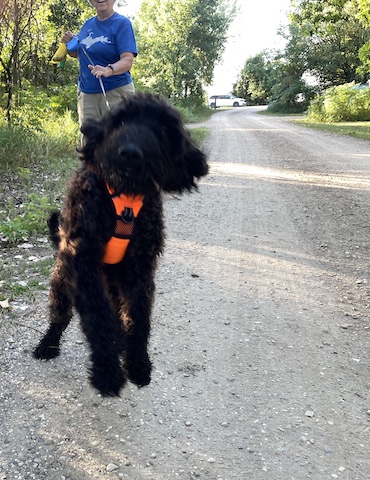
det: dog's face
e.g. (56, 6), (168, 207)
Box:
(79, 93), (209, 195)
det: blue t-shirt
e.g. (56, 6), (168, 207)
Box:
(75, 12), (137, 94)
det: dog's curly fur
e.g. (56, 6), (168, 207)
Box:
(33, 93), (208, 396)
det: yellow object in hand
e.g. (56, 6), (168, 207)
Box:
(50, 43), (68, 64)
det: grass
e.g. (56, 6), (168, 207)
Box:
(1, 278), (49, 300)
(0, 159), (78, 243)
(190, 127), (209, 145)
(0, 110), (80, 243)
(0, 255), (54, 303)
(295, 119), (370, 141)
(259, 109), (305, 117)
(258, 107), (370, 141)
(179, 105), (213, 145)
(178, 104), (214, 124)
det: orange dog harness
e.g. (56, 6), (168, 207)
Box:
(103, 185), (144, 264)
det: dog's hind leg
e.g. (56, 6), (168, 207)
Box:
(33, 260), (73, 360)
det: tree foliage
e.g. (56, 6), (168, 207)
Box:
(0, 0), (41, 122)
(4, 0), (370, 121)
(234, 0), (370, 112)
(0, 0), (92, 124)
(357, 0), (370, 75)
(289, 0), (370, 87)
(290, 0), (350, 28)
(232, 52), (276, 105)
(132, 0), (235, 103)
(358, 0), (370, 21)
(233, 24), (317, 111)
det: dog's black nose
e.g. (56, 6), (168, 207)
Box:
(118, 143), (143, 161)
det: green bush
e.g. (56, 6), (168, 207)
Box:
(10, 83), (77, 131)
(176, 104), (213, 124)
(0, 193), (56, 242)
(307, 83), (370, 122)
(268, 101), (307, 114)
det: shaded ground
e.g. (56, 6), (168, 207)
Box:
(1, 106), (370, 480)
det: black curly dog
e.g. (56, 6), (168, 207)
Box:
(33, 93), (208, 396)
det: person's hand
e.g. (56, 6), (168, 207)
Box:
(61, 31), (74, 44)
(88, 64), (114, 78)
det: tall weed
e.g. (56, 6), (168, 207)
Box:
(0, 110), (79, 171)
(0, 105), (79, 243)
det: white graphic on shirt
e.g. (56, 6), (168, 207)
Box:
(80, 32), (111, 49)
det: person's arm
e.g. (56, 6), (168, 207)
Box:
(88, 52), (135, 78)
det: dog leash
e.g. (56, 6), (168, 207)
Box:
(80, 45), (111, 111)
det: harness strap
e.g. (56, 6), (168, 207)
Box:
(103, 185), (144, 264)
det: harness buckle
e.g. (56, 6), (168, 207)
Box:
(121, 207), (134, 224)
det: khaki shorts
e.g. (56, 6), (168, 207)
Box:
(77, 82), (136, 127)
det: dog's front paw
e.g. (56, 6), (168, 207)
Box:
(33, 339), (60, 360)
(126, 351), (152, 388)
(90, 360), (127, 397)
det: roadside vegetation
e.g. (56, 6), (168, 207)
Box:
(296, 120), (370, 141)
(229, 0), (370, 138)
(260, 83), (370, 141)
(295, 83), (370, 141)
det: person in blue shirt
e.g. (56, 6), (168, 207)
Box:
(61, 0), (137, 130)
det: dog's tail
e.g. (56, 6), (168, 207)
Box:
(48, 211), (61, 248)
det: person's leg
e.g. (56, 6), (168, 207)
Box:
(105, 83), (136, 110)
(77, 90), (104, 126)
(77, 85), (136, 144)
(77, 90), (105, 145)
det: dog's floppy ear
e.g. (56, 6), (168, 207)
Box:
(163, 113), (209, 192)
(78, 118), (105, 163)
(182, 133), (209, 180)
(80, 118), (105, 143)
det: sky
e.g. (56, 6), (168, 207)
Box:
(119, 0), (292, 95)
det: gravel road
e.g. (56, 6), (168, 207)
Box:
(1, 106), (370, 480)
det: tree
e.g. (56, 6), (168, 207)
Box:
(133, 0), (235, 103)
(47, 0), (93, 39)
(233, 19), (317, 112)
(253, 0), (370, 113)
(290, 0), (349, 27)
(0, 0), (41, 123)
(290, 0), (370, 87)
(357, 0), (370, 76)
(232, 51), (276, 105)
(0, 0), (93, 124)
(358, 0), (370, 21)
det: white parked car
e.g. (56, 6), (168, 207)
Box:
(208, 94), (246, 108)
